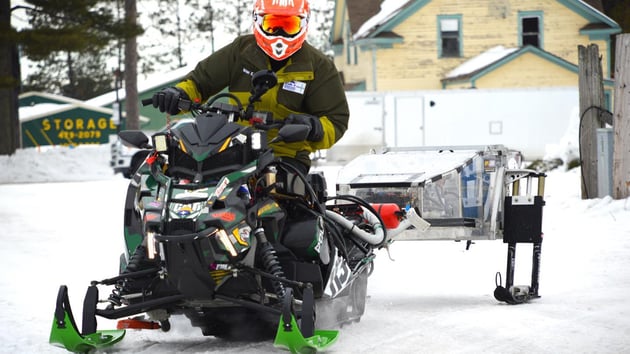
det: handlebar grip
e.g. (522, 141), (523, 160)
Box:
(178, 99), (193, 112)
(141, 98), (153, 106)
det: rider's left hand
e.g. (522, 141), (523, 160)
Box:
(285, 113), (324, 142)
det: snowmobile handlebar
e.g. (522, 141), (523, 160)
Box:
(145, 94), (308, 140)
(140, 93), (255, 123)
(141, 69), (278, 122)
(141, 70), (310, 142)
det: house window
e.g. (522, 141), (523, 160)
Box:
(522, 17), (540, 46)
(519, 11), (543, 48)
(438, 15), (462, 58)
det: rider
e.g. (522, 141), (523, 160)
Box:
(151, 0), (349, 175)
(114, 0), (348, 293)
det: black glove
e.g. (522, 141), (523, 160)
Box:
(152, 87), (189, 115)
(285, 113), (324, 142)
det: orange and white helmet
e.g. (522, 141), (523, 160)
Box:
(253, 0), (310, 60)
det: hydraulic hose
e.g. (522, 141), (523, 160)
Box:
(324, 209), (385, 245)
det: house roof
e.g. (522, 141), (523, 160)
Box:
(349, 0), (411, 40)
(19, 103), (114, 122)
(19, 91), (84, 108)
(444, 46), (520, 80)
(346, 0), (383, 35)
(582, 0), (604, 12)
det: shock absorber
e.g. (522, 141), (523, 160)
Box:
(254, 227), (286, 299)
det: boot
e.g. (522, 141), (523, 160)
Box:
(110, 245), (159, 303)
(124, 245), (157, 273)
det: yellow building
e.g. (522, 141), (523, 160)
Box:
(331, 0), (621, 92)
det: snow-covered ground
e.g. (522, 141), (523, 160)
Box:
(1, 145), (629, 354)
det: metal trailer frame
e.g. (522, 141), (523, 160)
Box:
(335, 145), (546, 304)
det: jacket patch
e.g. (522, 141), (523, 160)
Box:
(283, 80), (306, 95)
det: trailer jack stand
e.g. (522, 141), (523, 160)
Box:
(494, 172), (545, 305)
(494, 241), (542, 305)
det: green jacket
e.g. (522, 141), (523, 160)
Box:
(176, 34), (349, 167)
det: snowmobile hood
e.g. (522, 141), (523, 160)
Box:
(173, 114), (243, 162)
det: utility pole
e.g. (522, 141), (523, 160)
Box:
(578, 44), (606, 199)
(612, 34), (630, 199)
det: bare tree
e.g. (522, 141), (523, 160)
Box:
(196, 0), (219, 53)
(221, 0), (251, 37)
(307, 0), (335, 54)
(125, 0), (139, 129)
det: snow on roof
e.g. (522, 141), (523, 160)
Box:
(445, 46), (519, 79)
(85, 64), (196, 107)
(19, 103), (73, 121)
(19, 91), (84, 105)
(353, 0), (409, 40)
(18, 102), (114, 122)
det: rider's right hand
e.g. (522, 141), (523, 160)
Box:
(285, 113), (324, 142)
(152, 87), (189, 115)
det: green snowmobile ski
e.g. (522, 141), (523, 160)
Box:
(49, 286), (125, 353)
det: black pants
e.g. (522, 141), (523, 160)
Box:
(278, 157), (311, 196)
(280, 156), (309, 175)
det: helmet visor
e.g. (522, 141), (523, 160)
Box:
(257, 14), (304, 36)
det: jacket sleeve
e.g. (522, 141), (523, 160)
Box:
(304, 58), (349, 151)
(174, 40), (238, 102)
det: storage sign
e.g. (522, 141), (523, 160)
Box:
(20, 105), (117, 147)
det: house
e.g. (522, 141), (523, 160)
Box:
(331, 0), (621, 92)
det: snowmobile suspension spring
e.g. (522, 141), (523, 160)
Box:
(254, 228), (286, 299)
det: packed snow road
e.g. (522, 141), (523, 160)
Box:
(1, 169), (630, 353)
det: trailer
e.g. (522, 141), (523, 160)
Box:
(335, 145), (546, 304)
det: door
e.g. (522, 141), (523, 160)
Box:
(394, 96), (424, 147)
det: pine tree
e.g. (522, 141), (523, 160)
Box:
(2, 0), (140, 154)
(22, 47), (116, 100)
(18, 0), (142, 99)
(0, 0), (20, 154)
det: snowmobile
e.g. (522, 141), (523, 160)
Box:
(49, 70), (425, 353)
